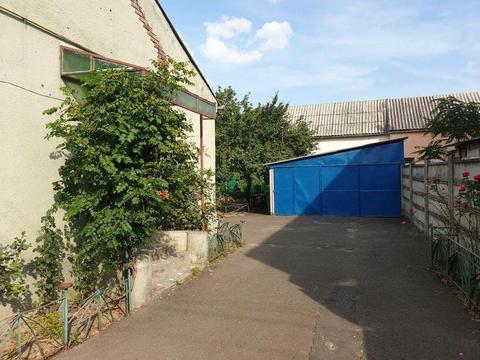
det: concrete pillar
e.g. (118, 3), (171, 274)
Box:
(187, 231), (209, 264)
(131, 256), (152, 309)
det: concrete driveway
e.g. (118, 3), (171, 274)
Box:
(58, 214), (480, 360)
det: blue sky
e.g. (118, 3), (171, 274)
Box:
(160, 0), (480, 105)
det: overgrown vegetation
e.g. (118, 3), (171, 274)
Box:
(32, 209), (66, 304)
(42, 59), (214, 294)
(0, 59), (214, 305)
(215, 86), (316, 201)
(430, 173), (480, 251)
(416, 96), (480, 160)
(0, 233), (30, 303)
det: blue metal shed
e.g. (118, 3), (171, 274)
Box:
(267, 138), (405, 217)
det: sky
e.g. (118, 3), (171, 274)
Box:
(160, 0), (480, 106)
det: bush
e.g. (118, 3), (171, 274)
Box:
(44, 59), (214, 294)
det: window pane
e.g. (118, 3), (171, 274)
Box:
(174, 90), (197, 110)
(63, 79), (88, 101)
(198, 99), (216, 118)
(94, 59), (124, 71)
(63, 50), (91, 73)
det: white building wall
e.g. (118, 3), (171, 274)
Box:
(314, 135), (389, 154)
(0, 1), (216, 316)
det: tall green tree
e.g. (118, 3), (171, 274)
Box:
(215, 86), (316, 200)
(416, 96), (480, 160)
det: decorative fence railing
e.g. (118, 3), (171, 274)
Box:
(431, 227), (480, 312)
(0, 268), (132, 360)
(209, 221), (245, 261)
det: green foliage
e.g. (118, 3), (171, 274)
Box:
(414, 140), (449, 161)
(429, 173), (480, 252)
(427, 96), (480, 142)
(417, 96), (480, 160)
(191, 266), (201, 277)
(33, 209), (66, 304)
(215, 86), (316, 199)
(0, 233), (30, 302)
(32, 311), (63, 339)
(44, 59), (214, 294)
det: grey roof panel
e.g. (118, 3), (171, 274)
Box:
(288, 92), (480, 137)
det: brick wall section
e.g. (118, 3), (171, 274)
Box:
(130, 0), (166, 61)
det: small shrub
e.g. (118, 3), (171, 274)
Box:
(33, 209), (66, 304)
(191, 266), (201, 277)
(0, 233), (30, 302)
(32, 311), (63, 339)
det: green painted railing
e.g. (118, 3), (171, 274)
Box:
(431, 227), (480, 311)
(0, 270), (132, 359)
(209, 221), (245, 261)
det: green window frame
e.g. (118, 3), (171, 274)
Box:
(60, 46), (216, 119)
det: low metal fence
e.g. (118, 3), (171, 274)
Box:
(0, 267), (133, 359)
(431, 227), (480, 312)
(209, 221), (245, 261)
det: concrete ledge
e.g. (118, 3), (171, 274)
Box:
(131, 230), (208, 309)
(187, 231), (209, 264)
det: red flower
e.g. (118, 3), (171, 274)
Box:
(462, 172), (470, 178)
(458, 185), (466, 193)
(474, 174), (480, 182)
(408, 207), (414, 214)
(156, 190), (170, 201)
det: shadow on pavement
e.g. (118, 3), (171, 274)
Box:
(242, 214), (480, 359)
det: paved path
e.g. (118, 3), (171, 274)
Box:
(58, 214), (480, 360)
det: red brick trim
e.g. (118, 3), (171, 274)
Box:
(130, 0), (166, 61)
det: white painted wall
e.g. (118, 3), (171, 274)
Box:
(314, 135), (389, 154)
(0, 1), (215, 317)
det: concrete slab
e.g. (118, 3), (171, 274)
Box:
(57, 214), (480, 360)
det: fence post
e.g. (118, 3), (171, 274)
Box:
(59, 283), (72, 347)
(240, 221), (245, 244)
(409, 163), (414, 220)
(424, 160), (430, 240)
(15, 315), (21, 359)
(447, 154), (455, 223)
(124, 251), (132, 315)
(96, 290), (102, 331)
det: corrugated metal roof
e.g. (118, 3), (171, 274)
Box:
(266, 137), (408, 166)
(288, 92), (480, 137)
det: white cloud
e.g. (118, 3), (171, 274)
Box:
(204, 16), (252, 39)
(201, 16), (293, 65)
(256, 21), (293, 51)
(201, 38), (262, 65)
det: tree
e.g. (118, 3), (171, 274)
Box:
(44, 60), (213, 293)
(416, 96), (480, 160)
(215, 86), (316, 200)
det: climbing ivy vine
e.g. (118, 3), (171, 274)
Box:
(0, 233), (30, 303)
(40, 59), (214, 294)
(32, 208), (66, 303)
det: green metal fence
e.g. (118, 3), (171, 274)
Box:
(431, 227), (480, 311)
(0, 269), (132, 359)
(209, 221), (245, 261)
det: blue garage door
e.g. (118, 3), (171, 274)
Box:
(271, 139), (404, 217)
(274, 164), (401, 217)
(359, 165), (401, 217)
